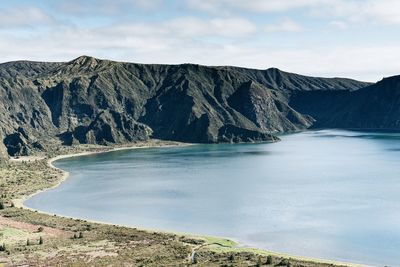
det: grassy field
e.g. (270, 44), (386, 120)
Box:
(0, 141), (363, 266)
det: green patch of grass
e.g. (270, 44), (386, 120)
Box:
(200, 236), (237, 247)
(1, 227), (28, 239)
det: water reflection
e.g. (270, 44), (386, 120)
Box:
(26, 130), (400, 266)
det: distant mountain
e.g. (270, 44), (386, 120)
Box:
(289, 75), (400, 130)
(344, 75), (400, 129)
(0, 56), (379, 158)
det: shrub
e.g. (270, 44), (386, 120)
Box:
(276, 259), (290, 267)
(0, 243), (6, 252)
(256, 257), (262, 267)
(39, 236), (43, 245)
(266, 255), (273, 265)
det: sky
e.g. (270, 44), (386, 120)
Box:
(1, 0), (400, 81)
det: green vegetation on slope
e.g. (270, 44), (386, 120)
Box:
(0, 56), (371, 160)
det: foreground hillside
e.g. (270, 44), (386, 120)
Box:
(0, 56), (374, 159)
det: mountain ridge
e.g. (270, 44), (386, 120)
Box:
(1, 56), (393, 160)
(0, 56), (372, 83)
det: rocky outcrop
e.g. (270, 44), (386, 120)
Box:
(228, 81), (314, 132)
(3, 127), (45, 156)
(61, 110), (152, 145)
(0, 131), (8, 163)
(0, 55), (385, 158)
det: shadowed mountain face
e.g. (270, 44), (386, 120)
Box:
(0, 55), (388, 158)
(289, 75), (400, 130)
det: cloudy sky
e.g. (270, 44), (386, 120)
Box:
(1, 0), (400, 81)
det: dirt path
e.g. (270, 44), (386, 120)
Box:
(189, 242), (234, 264)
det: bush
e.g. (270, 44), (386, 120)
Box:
(0, 243), (6, 252)
(0, 201), (5, 210)
(266, 255), (273, 265)
(256, 257), (262, 267)
(276, 259), (290, 267)
(39, 236), (44, 245)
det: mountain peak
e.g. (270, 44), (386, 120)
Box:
(54, 55), (113, 75)
(69, 55), (100, 66)
(266, 67), (283, 72)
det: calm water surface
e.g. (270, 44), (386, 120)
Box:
(26, 130), (400, 266)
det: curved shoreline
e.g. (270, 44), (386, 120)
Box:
(13, 143), (191, 213)
(13, 144), (368, 267)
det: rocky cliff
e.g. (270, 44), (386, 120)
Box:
(0, 56), (380, 158)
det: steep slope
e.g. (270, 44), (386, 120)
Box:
(138, 64), (367, 141)
(347, 75), (400, 129)
(0, 56), (372, 157)
(289, 75), (400, 130)
(228, 81), (314, 132)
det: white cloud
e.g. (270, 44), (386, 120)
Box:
(265, 19), (304, 32)
(0, 7), (54, 28)
(54, 0), (163, 15)
(100, 16), (257, 39)
(1, 1), (400, 83)
(0, 15), (257, 60)
(230, 0), (322, 12)
(0, 20), (399, 82)
(188, 0), (400, 26)
(186, 0), (222, 13)
(187, 0), (322, 13)
(210, 17), (257, 36)
(328, 20), (348, 30)
(305, 0), (400, 26)
(354, 0), (400, 25)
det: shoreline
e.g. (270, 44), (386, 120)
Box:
(13, 141), (192, 212)
(11, 142), (368, 267)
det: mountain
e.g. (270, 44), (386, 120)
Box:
(0, 56), (377, 159)
(289, 75), (400, 130)
(342, 75), (400, 129)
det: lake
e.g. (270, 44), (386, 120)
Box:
(25, 130), (400, 266)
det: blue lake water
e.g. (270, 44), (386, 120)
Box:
(25, 130), (400, 266)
